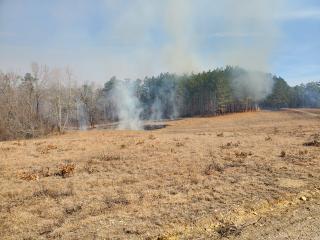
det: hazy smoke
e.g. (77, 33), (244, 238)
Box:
(150, 97), (163, 120)
(76, 100), (88, 130)
(102, 1), (285, 125)
(162, 0), (200, 74)
(231, 71), (274, 102)
(231, 70), (274, 101)
(149, 90), (179, 120)
(108, 0), (283, 71)
(217, 0), (284, 100)
(111, 80), (142, 130)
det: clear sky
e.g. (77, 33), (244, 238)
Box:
(0, 0), (319, 86)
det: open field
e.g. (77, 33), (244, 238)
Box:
(1, 109), (320, 239)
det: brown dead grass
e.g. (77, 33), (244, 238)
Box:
(0, 109), (320, 239)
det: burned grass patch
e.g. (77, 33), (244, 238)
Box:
(216, 223), (241, 237)
(303, 139), (320, 147)
(143, 124), (167, 131)
(303, 133), (320, 147)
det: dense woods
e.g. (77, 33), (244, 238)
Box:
(0, 64), (319, 140)
(262, 77), (320, 109)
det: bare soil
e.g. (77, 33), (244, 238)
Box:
(0, 109), (320, 239)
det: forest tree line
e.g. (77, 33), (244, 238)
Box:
(0, 64), (319, 140)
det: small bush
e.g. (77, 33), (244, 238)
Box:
(56, 163), (75, 178)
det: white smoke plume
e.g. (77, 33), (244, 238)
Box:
(231, 71), (274, 101)
(105, 0), (285, 113)
(162, 0), (200, 74)
(63, 0), (287, 127)
(105, 0), (285, 73)
(150, 97), (163, 120)
(215, 0), (285, 100)
(111, 80), (142, 130)
(76, 100), (88, 130)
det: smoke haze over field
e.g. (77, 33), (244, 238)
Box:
(103, 0), (284, 76)
(1, 0), (320, 129)
(0, 1), (319, 134)
(102, 0), (284, 125)
(1, 0), (319, 84)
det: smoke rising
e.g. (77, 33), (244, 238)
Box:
(162, 0), (200, 74)
(146, 74), (179, 120)
(216, 0), (284, 100)
(104, 0), (285, 122)
(76, 100), (88, 130)
(111, 80), (143, 130)
(107, 0), (284, 72)
(231, 70), (274, 101)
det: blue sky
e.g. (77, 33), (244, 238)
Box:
(0, 0), (319, 86)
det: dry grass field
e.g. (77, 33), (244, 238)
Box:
(1, 109), (320, 239)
